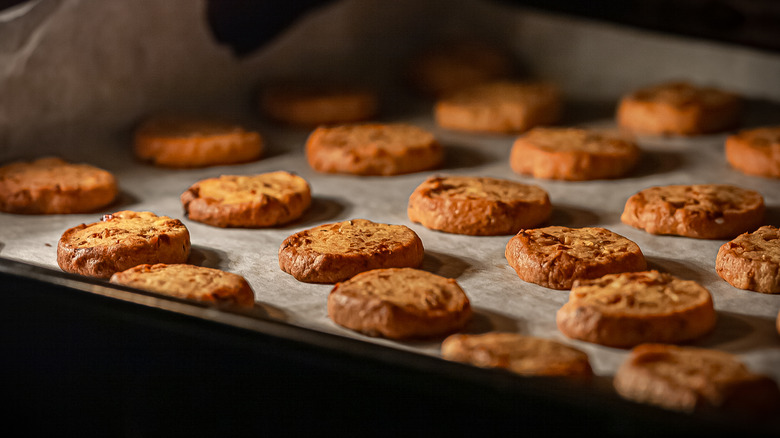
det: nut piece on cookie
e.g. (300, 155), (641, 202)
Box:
(110, 263), (254, 308)
(0, 157), (117, 214)
(725, 126), (780, 179)
(557, 270), (716, 348)
(407, 175), (551, 235)
(134, 116), (263, 168)
(434, 81), (561, 134)
(614, 344), (780, 418)
(327, 268), (471, 339)
(406, 40), (514, 97)
(260, 82), (379, 127)
(617, 81), (742, 136)
(181, 171), (311, 228)
(621, 184), (765, 239)
(505, 226), (647, 290)
(441, 332), (593, 377)
(279, 219), (424, 283)
(57, 211), (191, 279)
(305, 123), (442, 176)
(510, 127), (641, 180)
(716, 225), (780, 294)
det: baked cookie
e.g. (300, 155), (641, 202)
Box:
(327, 268), (471, 339)
(725, 126), (780, 179)
(181, 171), (311, 228)
(110, 263), (254, 308)
(434, 81), (561, 134)
(614, 344), (780, 417)
(716, 226), (780, 294)
(621, 184), (765, 239)
(406, 40), (514, 97)
(509, 127), (641, 180)
(57, 211), (191, 279)
(134, 116), (263, 168)
(0, 157), (117, 214)
(407, 175), (551, 235)
(305, 123), (442, 176)
(617, 81), (742, 136)
(505, 226), (647, 290)
(260, 82), (378, 127)
(556, 270), (716, 348)
(279, 219), (424, 283)
(441, 332), (593, 377)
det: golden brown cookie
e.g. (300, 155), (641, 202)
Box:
(327, 268), (471, 339)
(505, 226), (647, 290)
(181, 171), (311, 228)
(441, 332), (593, 377)
(406, 40), (514, 97)
(557, 270), (716, 348)
(614, 344), (780, 418)
(57, 211), (191, 279)
(305, 123), (442, 176)
(279, 219), (424, 283)
(725, 126), (780, 179)
(621, 184), (765, 239)
(260, 82), (378, 127)
(716, 226), (780, 294)
(110, 263), (254, 308)
(134, 116), (263, 168)
(509, 127), (641, 180)
(434, 81), (561, 134)
(407, 175), (551, 235)
(617, 81), (742, 136)
(0, 157), (117, 214)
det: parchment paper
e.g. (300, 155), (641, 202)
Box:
(0, 0), (778, 382)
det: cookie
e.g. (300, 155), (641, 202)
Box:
(279, 219), (424, 283)
(556, 270), (716, 348)
(260, 82), (378, 127)
(509, 127), (641, 180)
(441, 332), (593, 377)
(434, 81), (561, 134)
(505, 226), (647, 290)
(181, 171), (311, 228)
(305, 123), (443, 176)
(716, 226), (780, 294)
(621, 184), (765, 239)
(725, 126), (780, 179)
(617, 81), (742, 136)
(407, 175), (551, 235)
(134, 116), (263, 168)
(0, 157), (117, 214)
(110, 263), (254, 308)
(406, 40), (513, 97)
(57, 211), (191, 279)
(614, 344), (780, 417)
(327, 268), (471, 339)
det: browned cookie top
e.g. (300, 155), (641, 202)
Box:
(279, 219), (424, 283)
(0, 157), (117, 214)
(415, 175), (548, 202)
(57, 210), (191, 278)
(505, 226), (646, 289)
(516, 127), (637, 154)
(305, 123), (442, 176)
(628, 81), (738, 108)
(181, 171), (311, 228)
(110, 263), (255, 308)
(569, 270), (713, 317)
(725, 126), (780, 178)
(441, 332), (593, 377)
(328, 268), (471, 339)
(260, 82), (378, 127)
(716, 226), (780, 294)
(621, 184), (765, 239)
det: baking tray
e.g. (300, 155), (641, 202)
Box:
(1, 0), (779, 434)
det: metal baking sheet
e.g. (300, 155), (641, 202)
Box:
(0, 0), (779, 413)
